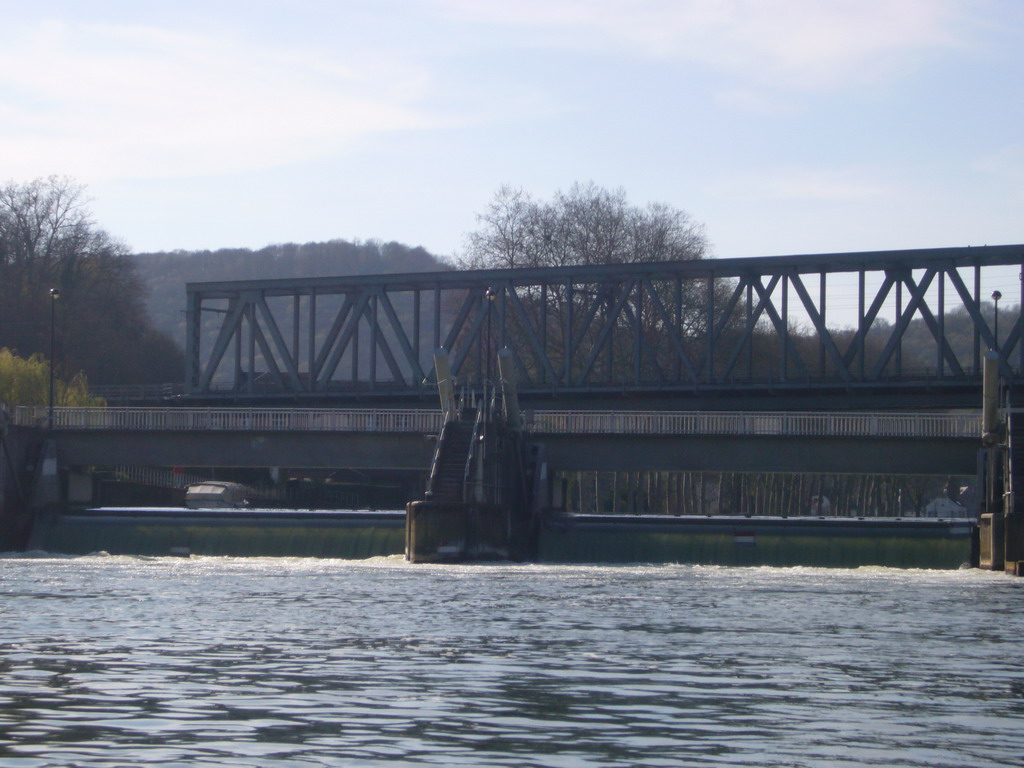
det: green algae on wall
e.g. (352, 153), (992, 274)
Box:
(29, 512), (405, 559)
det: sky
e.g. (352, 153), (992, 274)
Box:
(2, 0), (1022, 267)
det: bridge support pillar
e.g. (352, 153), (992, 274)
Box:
(406, 359), (541, 562)
(1004, 511), (1024, 575)
(405, 500), (532, 563)
(1, 420), (53, 551)
(978, 511), (1004, 571)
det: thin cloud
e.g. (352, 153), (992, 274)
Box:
(438, 0), (964, 91)
(710, 167), (895, 202)
(976, 145), (1024, 187)
(0, 20), (441, 180)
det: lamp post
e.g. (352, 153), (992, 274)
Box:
(485, 287), (496, 386)
(48, 288), (60, 429)
(992, 290), (1002, 353)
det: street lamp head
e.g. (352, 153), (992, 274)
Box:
(50, 288), (60, 300)
(992, 290), (1002, 303)
(485, 287), (496, 302)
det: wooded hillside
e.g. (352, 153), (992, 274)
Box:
(132, 239), (449, 347)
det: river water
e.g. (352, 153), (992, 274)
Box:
(1, 555), (1022, 768)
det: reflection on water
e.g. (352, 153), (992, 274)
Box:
(1, 555), (1022, 767)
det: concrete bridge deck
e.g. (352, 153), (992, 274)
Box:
(13, 406), (981, 475)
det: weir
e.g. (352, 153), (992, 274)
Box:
(0, 394), (1003, 568)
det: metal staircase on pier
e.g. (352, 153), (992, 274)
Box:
(408, 352), (540, 563)
(426, 410), (477, 503)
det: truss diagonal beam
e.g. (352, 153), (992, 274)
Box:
(869, 269), (938, 379)
(505, 285), (559, 383)
(748, 274), (810, 379)
(720, 274), (780, 380)
(256, 296), (303, 390)
(899, 271), (964, 377)
(198, 297), (246, 392)
(643, 279), (699, 383)
(788, 272), (851, 382)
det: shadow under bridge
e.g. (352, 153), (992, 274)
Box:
(531, 411), (981, 475)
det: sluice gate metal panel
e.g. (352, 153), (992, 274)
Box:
(185, 244), (1024, 399)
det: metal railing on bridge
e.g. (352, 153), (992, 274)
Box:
(15, 407), (445, 434)
(529, 411), (980, 438)
(13, 406), (979, 439)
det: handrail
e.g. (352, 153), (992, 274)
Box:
(13, 406), (445, 433)
(528, 411), (980, 438)
(11, 406), (979, 439)
(425, 421), (450, 498)
(462, 403), (485, 502)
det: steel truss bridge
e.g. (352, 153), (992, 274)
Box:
(185, 244), (1024, 403)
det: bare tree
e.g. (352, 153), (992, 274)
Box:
(463, 182), (707, 269)
(0, 176), (183, 385)
(461, 183), (716, 385)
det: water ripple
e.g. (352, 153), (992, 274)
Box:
(1, 557), (1022, 766)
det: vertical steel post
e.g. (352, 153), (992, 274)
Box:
(819, 272), (826, 376)
(48, 288), (59, 429)
(993, 290), (1002, 353)
(634, 280), (642, 384)
(937, 270), (945, 376)
(781, 273), (789, 381)
(746, 281), (753, 378)
(233, 310), (243, 392)
(540, 283), (548, 384)
(675, 276), (683, 383)
(705, 274), (714, 383)
(247, 301), (256, 393)
(564, 282), (573, 386)
(413, 289), (421, 377)
(352, 312), (360, 384)
(858, 269), (865, 379)
(606, 282), (614, 383)
(292, 293), (301, 376)
(433, 284), (441, 353)
(185, 289), (200, 394)
(370, 294), (378, 387)
(974, 263), (981, 373)
(308, 291), (317, 391)
(895, 279), (903, 376)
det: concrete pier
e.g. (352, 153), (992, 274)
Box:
(406, 501), (523, 562)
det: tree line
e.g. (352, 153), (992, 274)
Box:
(0, 177), (182, 391)
(0, 348), (103, 408)
(133, 239), (448, 343)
